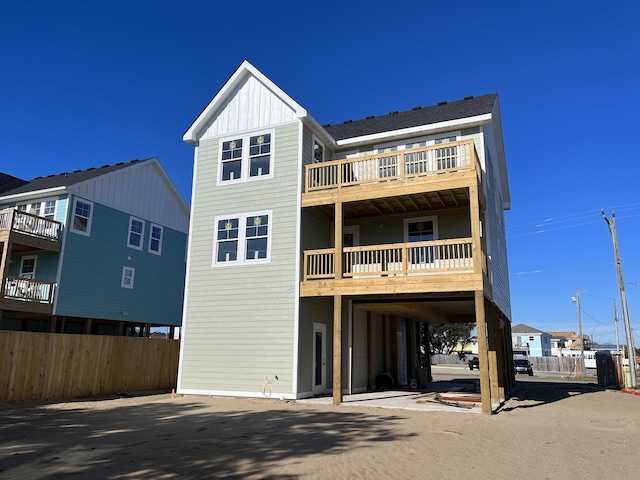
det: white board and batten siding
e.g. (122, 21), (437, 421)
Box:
(199, 76), (298, 141)
(179, 121), (302, 398)
(70, 159), (189, 233)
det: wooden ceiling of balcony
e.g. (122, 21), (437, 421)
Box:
(340, 187), (471, 219)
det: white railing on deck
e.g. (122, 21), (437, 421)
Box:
(303, 238), (475, 281)
(0, 209), (62, 241)
(3, 276), (56, 304)
(306, 140), (478, 192)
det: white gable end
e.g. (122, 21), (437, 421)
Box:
(70, 160), (189, 233)
(200, 76), (297, 140)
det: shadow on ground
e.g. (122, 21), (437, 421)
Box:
(497, 380), (609, 414)
(0, 395), (417, 479)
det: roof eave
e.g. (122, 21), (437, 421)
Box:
(334, 113), (493, 149)
(0, 186), (68, 203)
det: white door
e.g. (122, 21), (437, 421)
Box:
(313, 323), (327, 394)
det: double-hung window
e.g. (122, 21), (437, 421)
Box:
(148, 224), (163, 255)
(213, 211), (272, 266)
(71, 198), (93, 236)
(128, 217), (145, 250)
(219, 131), (273, 184)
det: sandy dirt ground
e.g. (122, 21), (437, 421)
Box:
(1, 381), (639, 479)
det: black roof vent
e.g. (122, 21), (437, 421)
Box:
(101, 165), (109, 168)
(412, 106), (422, 110)
(343, 120), (352, 124)
(34, 176), (43, 179)
(87, 167), (95, 170)
(116, 162), (124, 165)
(47, 174), (55, 177)
(389, 111), (398, 116)
(322, 124), (331, 128)
(464, 96), (474, 100)
(130, 159), (139, 163)
(438, 101), (448, 105)
(366, 115), (375, 119)
(73, 169), (82, 173)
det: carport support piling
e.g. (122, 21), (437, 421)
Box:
(475, 291), (493, 414)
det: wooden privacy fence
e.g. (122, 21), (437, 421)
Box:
(0, 331), (180, 402)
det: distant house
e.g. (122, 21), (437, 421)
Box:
(0, 158), (189, 336)
(547, 330), (592, 354)
(511, 323), (552, 356)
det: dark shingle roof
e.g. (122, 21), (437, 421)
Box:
(512, 324), (546, 335)
(0, 159), (150, 197)
(324, 93), (497, 141)
(0, 172), (28, 194)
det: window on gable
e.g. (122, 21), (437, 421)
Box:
(219, 131), (274, 184)
(128, 217), (145, 250)
(121, 266), (135, 289)
(214, 211), (272, 266)
(71, 198), (93, 235)
(149, 224), (163, 255)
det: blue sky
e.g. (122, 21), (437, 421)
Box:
(1, 1), (639, 345)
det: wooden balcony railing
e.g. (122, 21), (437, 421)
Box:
(2, 276), (56, 304)
(305, 140), (480, 192)
(303, 238), (479, 281)
(0, 209), (62, 242)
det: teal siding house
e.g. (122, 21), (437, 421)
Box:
(0, 158), (189, 335)
(178, 61), (514, 413)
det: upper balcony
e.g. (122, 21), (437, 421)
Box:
(0, 209), (62, 252)
(303, 140), (483, 210)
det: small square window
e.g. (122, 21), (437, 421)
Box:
(121, 267), (135, 289)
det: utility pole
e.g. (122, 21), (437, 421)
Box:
(572, 290), (585, 376)
(614, 299), (620, 354)
(602, 210), (637, 388)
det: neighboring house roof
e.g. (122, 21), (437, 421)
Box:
(0, 160), (141, 197)
(0, 172), (28, 194)
(548, 331), (577, 339)
(324, 94), (498, 141)
(1, 158), (190, 233)
(511, 323), (547, 335)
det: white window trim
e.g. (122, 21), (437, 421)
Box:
(70, 198), (93, 236)
(121, 266), (135, 289)
(212, 210), (273, 267)
(217, 129), (275, 186)
(403, 215), (439, 242)
(127, 216), (145, 250)
(20, 255), (38, 278)
(148, 223), (163, 255)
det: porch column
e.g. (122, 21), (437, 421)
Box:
(487, 302), (502, 404)
(469, 184), (482, 276)
(333, 294), (342, 405)
(334, 202), (342, 280)
(475, 290), (492, 414)
(0, 240), (13, 298)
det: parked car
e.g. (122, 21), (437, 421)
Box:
(514, 358), (534, 376)
(468, 357), (479, 370)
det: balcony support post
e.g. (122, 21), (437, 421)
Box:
(334, 202), (343, 280)
(475, 290), (493, 414)
(0, 240), (13, 298)
(469, 184), (482, 275)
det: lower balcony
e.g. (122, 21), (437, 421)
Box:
(1, 276), (56, 314)
(301, 238), (486, 296)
